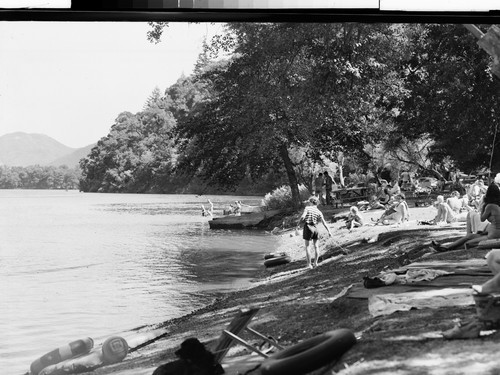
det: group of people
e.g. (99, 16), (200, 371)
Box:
(299, 173), (500, 260)
(371, 193), (410, 226)
(352, 179), (408, 227)
(431, 178), (500, 252)
(314, 171), (338, 206)
(291, 174), (500, 343)
(203, 200), (255, 217)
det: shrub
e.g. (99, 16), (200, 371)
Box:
(263, 184), (311, 210)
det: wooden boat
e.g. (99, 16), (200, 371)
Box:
(222, 205), (266, 215)
(209, 209), (283, 229)
(241, 205), (265, 214)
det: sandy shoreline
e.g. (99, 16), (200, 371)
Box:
(86, 204), (499, 375)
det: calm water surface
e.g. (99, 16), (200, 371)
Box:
(0, 190), (284, 374)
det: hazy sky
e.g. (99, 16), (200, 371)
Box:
(0, 21), (223, 148)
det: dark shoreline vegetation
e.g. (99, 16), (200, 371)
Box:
(0, 165), (80, 190)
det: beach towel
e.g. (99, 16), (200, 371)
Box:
(378, 269), (452, 286)
(368, 288), (474, 317)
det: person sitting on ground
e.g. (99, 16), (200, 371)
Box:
(357, 194), (386, 211)
(346, 206), (363, 231)
(468, 179), (486, 210)
(444, 248), (500, 339)
(432, 183), (500, 252)
(377, 179), (391, 206)
(372, 193), (408, 225)
(431, 195), (457, 224)
(472, 249), (500, 294)
(465, 194), (490, 235)
(400, 193), (410, 222)
(460, 193), (473, 212)
(445, 191), (469, 222)
(446, 190), (463, 213)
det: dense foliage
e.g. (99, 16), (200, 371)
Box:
(175, 23), (406, 206)
(79, 91), (178, 193)
(263, 184), (311, 210)
(76, 22), (500, 203)
(0, 165), (80, 189)
(390, 24), (500, 176)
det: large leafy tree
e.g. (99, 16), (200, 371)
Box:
(392, 24), (500, 174)
(175, 23), (406, 206)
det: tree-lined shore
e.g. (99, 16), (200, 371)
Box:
(78, 23), (499, 205)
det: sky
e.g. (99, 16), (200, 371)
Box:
(0, 21), (224, 148)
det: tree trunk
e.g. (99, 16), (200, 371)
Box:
(280, 143), (301, 208)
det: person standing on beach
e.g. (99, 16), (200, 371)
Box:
(296, 196), (332, 269)
(314, 172), (325, 204)
(324, 171), (333, 206)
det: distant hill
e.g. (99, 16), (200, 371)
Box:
(49, 144), (95, 168)
(0, 132), (94, 168)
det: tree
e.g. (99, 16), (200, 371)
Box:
(173, 23), (407, 207)
(79, 97), (178, 193)
(393, 24), (500, 174)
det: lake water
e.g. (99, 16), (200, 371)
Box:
(0, 190), (284, 374)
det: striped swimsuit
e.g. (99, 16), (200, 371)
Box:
(303, 206), (323, 241)
(304, 206), (322, 225)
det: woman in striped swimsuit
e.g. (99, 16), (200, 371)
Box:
(296, 196), (332, 269)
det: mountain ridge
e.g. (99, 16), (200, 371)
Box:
(0, 132), (95, 168)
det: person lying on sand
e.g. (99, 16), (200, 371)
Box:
(431, 183), (500, 252)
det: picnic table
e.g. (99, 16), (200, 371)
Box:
(332, 186), (368, 208)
